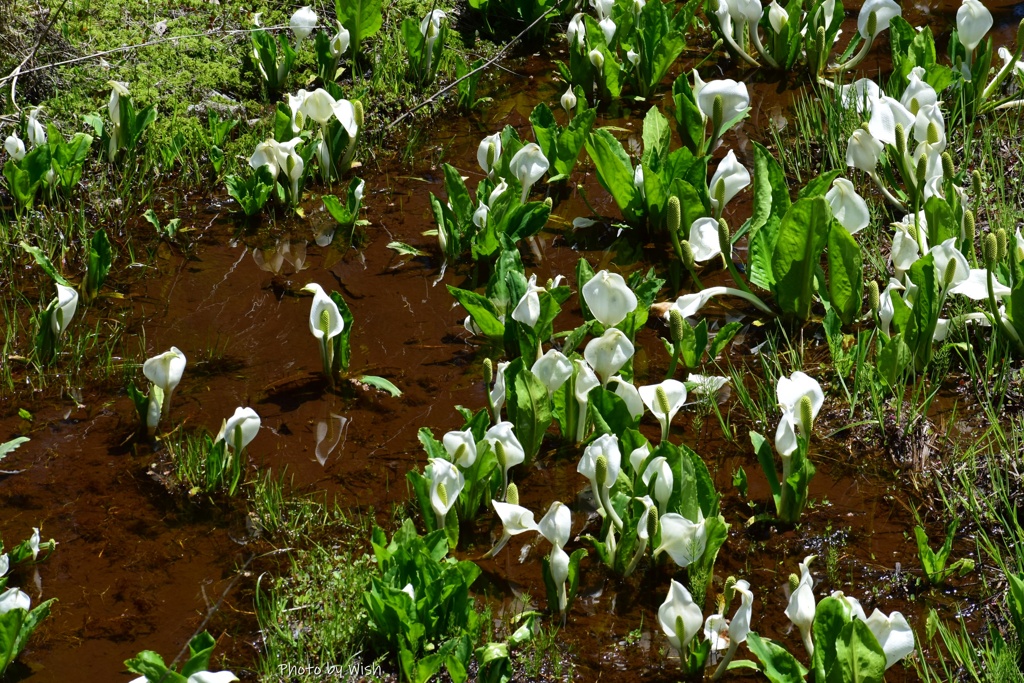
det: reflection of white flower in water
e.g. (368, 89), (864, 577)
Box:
(315, 413), (348, 466)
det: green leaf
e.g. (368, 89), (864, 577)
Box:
(746, 632), (808, 683)
(671, 72), (704, 156)
(19, 241), (69, 286)
(585, 129), (641, 223)
(906, 257), (939, 372)
(0, 438), (28, 460)
(336, 0), (383, 43)
(328, 291), (355, 375)
(359, 375), (402, 397)
(641, 106), (671, 167)
(827, 223), (863, 325)
(813, 595), (851, 681)
(708, 321), (742, 358)
(180, 631), (216, 677)
(743, 142), (789, 244)
(771, 197), (832, 321)
(387, 241), (427, 257)
(750, 431), (781, 507)
(876, 334), (911, 388)
(554, 108), (596, 178)
(834, 619), (886, 683)
(505, 359), (552, 466)
(83, 228), (112, 302)
(447, 286), (504, 340)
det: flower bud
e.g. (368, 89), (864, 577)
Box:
(997, 228), (1008, 263)
(865, 11), (877, 40)
(712, 94), (724, 135)
(319, 308), (332, 338)
(943, 257), (958, 287)
(437, 482), (449, 509)
(815, 27), (826, 70)
(941, 152), (954, 181)
(895, 123), (907, 159)
(718, 218), (730, 251)
(915, 156), (927, 188)
(927, 121), (941, 145)
(353, 100), (364, 129)
(506, 482), (519, 506)
(486, 142), (497, 173)
(667, 196), (681, 235)
(964, 210), (976, 251)
(596, 454), (609, 489)
(483, 357), (494, 386)
(724, 575), (738, 607)
(670, 309), (685, 345)
(656, 386), (671, 417)
(868, 280), (880, 315)
(788, 573), (800, 593)
(972, 169), (982, 198)
(647, 504), (660, 540)
(799, 395), (814, 435)
(681, 240), (696, 269)
(984, 233), (998, 267)
(495, 439), (507, 471)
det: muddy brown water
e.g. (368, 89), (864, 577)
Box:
(1, 3), (1019, 681)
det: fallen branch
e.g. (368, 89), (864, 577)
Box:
(386, 4), (567, 130)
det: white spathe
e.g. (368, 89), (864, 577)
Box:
(584, 328), (635, 384)
(582, 270), (638, 327)
(825, 178), (870, 234)
(217, 407), (261, 451)
(658, 579), (703, 651)
(957, 0), (993, 52)
(509, 143), (550, 203)
(708, 150), (751, 212)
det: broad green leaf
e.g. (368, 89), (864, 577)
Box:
(771, 197), (832, 321)
(671, 72), (704, 155)
(0, 438), (29, 460)
(834, 619), (887, 683)
(708, 321), (742, 358)
(360, 375), (402, 397)
(827, 223), (863, 325)
(83, 228), (112, 302)
(876, 334), (911, 388)
(19, 241), (69, 286)
(447, 286), (504, 340)
(585, 129), (641, 223)
(813, 595), (851, 681)
(750, 431), (781, 504)
(506, 359), (552, 465)
(907, 256), (939, 371)
(554, 108), (596, 178)
(336, 0), (383, 42)
(743, 142), (789, 243)
(641, 106), (671, 167)
(746, 632), (808, 683)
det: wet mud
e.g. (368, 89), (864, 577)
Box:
(0, 1), (1014, 680)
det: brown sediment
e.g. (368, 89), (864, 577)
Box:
(0, 2), (1014, 680)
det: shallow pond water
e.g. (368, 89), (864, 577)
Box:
(1, 1), (1019, 680)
